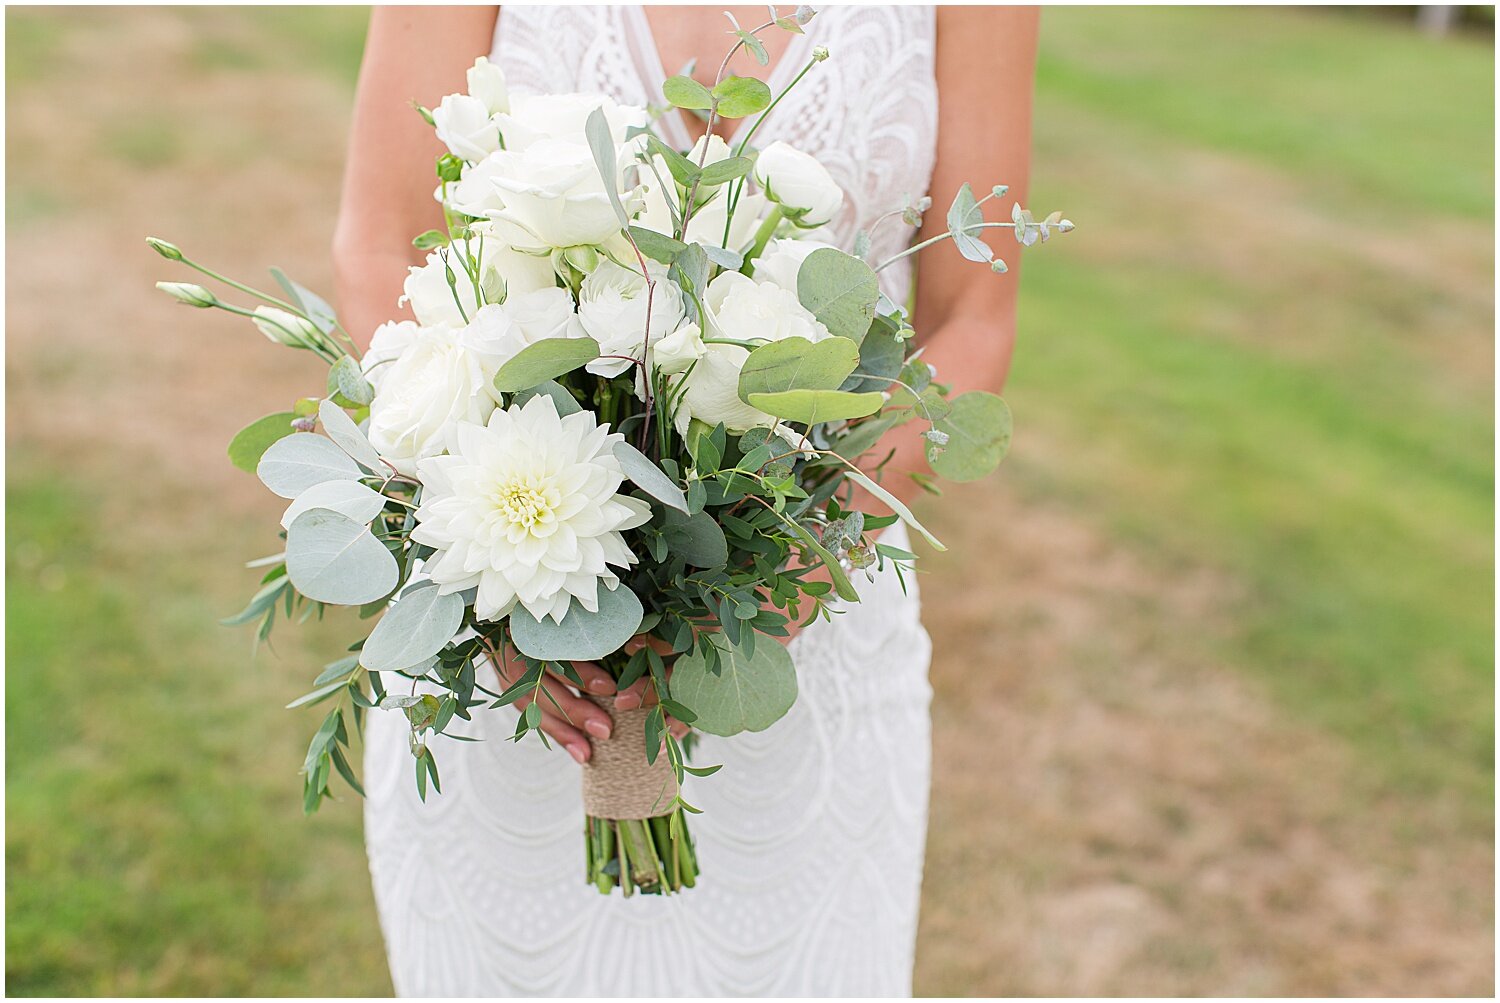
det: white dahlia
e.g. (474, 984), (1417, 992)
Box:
(411, 395), (652, 623)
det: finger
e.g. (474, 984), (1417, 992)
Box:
(666, 715), (691, 740)
(535, 675), (614, 741)
(623, 634), (676, 657)
(557, 660), (616, 697)
(514, 691), (594, 764)
(614, 676), (657, 710)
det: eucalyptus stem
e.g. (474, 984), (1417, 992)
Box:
(871, 221), (1021, 273)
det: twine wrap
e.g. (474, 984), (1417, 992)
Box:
(581, 695), (678, 819)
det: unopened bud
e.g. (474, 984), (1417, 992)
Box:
(145, 236), (183, 261)
(812, 45), (830, 62)
(991, 185), (1009, 199)
(924, 428), (950, 447)
(156, 281), (216, 308)
(290, 416), (317, 433)
(1057, 219), (1075, 233)
(251, 305), (321, 350)
(990, 258), (1009, 273)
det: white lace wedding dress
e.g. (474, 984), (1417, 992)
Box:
(363, 6), (939, 995)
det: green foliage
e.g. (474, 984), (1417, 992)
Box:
(508, 585), (645, 662)
(711, 75), (773, 118)
(737, 336), (859, 399)
(662, 75), (713, 110)
(284, 509), (399, 605)
(360, 583), (465, 672)
(614, 441), (689, 513)
(491, 336), (601, 392)
(746, 387), (884, 425)
(255, 433), (361, 499)
(796, 247), (880, 342)
(227, 412), (296, 473)
(924, 391), (1012, 482)
(670, 633), (797, 736)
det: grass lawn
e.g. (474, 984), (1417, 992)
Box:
(6, 6), (1493, 996)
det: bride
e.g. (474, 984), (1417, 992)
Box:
(333, 5), (1037, 996)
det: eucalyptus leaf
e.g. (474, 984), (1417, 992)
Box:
(628, 226), (687, 265)
(585, 106), (631, 228)
(925, 391), (1012, 482)
(796, 248), (879, 343)
(318, 399), (382, 470)
(699, 243), (744, 270)
(660, 509), (729, 568)
(508, 584), (644, 661)
(228, 412), (296, 473)
(279, 480), (386, 531)
(327, 355), (374, 406)
(663, 75), (713, 110)
(614, 441), (689, 513)
(669, 633), (796, 736)
(257, 433), (362, 500)
(837, 465), (946, 552)
(711, 75), (772, 118)
(737, 336), (859, 402)
(512, 379), (582, 416)
(746, 388), (884, 425)
(285, 508), (399, 604)
(698, 157), (753, 186)
(491, 336), (600, 392)
(361, 582), (465, 672)
(947, 182), (994, 263)
(844, 320), (905, 392)
(270, 267), (338, 335)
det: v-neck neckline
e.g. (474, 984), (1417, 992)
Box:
(630, 4), (810, 153)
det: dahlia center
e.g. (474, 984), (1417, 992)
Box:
(492, 477), (561, 530)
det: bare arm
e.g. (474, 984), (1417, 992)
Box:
(333, 6), (500, 349)
(865, 6), (1039, 512)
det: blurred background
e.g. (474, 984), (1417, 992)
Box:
(5, 5), (1494, 996)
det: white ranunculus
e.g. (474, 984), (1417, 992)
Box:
(636, 134), (769, 250)
(494, 93), (648, 152)
(361, 319), (421, 392)
(754, 140), (844, 226)
(501, 286), (587, 345)
(665, 272), (831, 436)
(365, 321), (506, 476)
(432, 93), (501, 163)
(651, 321), (705, 375)
(577, 259), (684, 378)
(252, 306), (323, 350)
(466, 56), (509, 115)
(444, 153), (509, 218)
(751, 237), (839, 292)
(401, 232), (555, 327)
(411, 395), (652, 623)
(484, 139), (639, 252)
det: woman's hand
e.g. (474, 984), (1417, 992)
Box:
(491, 653), (619, 765)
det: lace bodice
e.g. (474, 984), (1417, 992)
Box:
(490, 5), (938, 301)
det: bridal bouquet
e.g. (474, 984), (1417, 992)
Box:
(151, 9), (1069, 896)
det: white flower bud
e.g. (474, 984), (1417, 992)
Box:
(145, 236), (183, 261)
(251, 306), (321, 350)
(156, 281), (216, 308)
(754, 140), (844, 226)
(812, 45), (830, 62)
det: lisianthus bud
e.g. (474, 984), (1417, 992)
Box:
(251, 306), (321, 350)
(753, 140), (844, 226)
(812, 45), (830, 62)
(155, 281), (216, 308)
(145, 236), (183, 261)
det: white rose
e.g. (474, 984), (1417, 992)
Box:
(466, 56), (509, 115)
(432, 93), (500, 163)
(650, 321), (705, 376)
(401, 231), (555, 327)
(485, 139), (639, 252)
(754, 140), (844, 226)
(666, 272), (831, 435)
(578, 259), (685, 378)
(751, 237), (839, 292)
(361, 319), (420, 392)
(494, 93), (648, 152)
(637, 134), (769, 250)
(444, 153), (508, 218)
(366, 322), (507, 475)
(251, 306), (322, 350)
(501, 286), (587, 345)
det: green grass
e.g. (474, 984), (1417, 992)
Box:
(1023, 6), (1493, 808)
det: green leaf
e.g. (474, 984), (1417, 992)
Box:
(837, 464), (946, 552)
(711, 75), (772, 118)
(412, 229), (449, 250)
(285, 508), (400, 605)
(796, 248), (879, 343)
(845, 319), (906, 392)
(614, 442), (689, 513)
(228, 412), (296, 473)
(746, 388), (884, 425)
(508, 584), (645, 661)
(925, 391), (1012, 482)
(279, 479), (386, 531)
(628, 226), (687, 265)
(663, 75), (713, 110)
(698, 156), (754, 186)
(736, 29), (769, 65)
(776, 514), (859, 602)
(256, 433), (362, 499)
(361, 581), (465, 671)
(669, 633), (796, 736)
(270, 267), (338, 335)
(737, 336), (859, 402)
(326, 355), (374, 407)
(491, 336), (600, 392)
(317, 399), (382, 470)
(660, 509), (729, 568)
(946, 182), (994, 263)
(646, 136), (701, 187)
(511, 379), (581, 416)
(585, 106), (631, 229)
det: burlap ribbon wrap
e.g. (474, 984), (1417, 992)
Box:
(581, 695), (679, 819)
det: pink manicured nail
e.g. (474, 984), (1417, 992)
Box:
(585, 719), (611, 740)
(587, 677), (614, 694)
(567, 744), (588, 764)
(615, 693), (640, 710)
